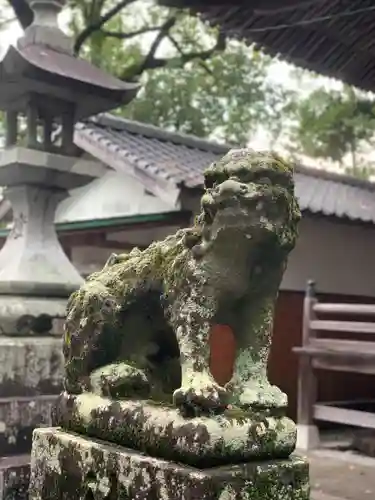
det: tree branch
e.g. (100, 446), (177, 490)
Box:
(136, 16), (177, 75)
(123, 22), (226, 80)
(102, 24), (167, 40)
(0, 16), (16, 29)
(179, 31), (227, 63)
(167, 33), (213, 75)
(74, 0), (137, 56)
(7, 0), (33, 29)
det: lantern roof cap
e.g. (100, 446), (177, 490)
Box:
(0, 0), (139, 119)
(21, 0), (72, 54)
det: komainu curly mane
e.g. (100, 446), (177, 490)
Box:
(63, 149), (301, 415)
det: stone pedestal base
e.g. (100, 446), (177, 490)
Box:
(29, 428), (310, 500)
(0, 455), (30, 500)
(0, 295), (67, 335)
(53, 392), (297, 467)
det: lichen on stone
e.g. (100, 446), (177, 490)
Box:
(29, 428), (309, 500)
(62, 147), (301, 422)
(53, 391), (297, 467)
(31, 150), (306, 497)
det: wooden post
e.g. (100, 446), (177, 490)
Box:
(296, 279), (319, 450)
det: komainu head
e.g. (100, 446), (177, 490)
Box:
(199, 148), (301, 252)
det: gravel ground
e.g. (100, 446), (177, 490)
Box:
(298, 449), (375, 500)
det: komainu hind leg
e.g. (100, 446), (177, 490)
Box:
(64, 274), (152, 400)
(63, 281), (121, 394)
(89, 362), (150, 399)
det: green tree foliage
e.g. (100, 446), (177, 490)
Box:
(6, 0), (293, 145)
(68, 0), (292, 144)
(123, 42), (292, 144)
(289, 85), (375, 178)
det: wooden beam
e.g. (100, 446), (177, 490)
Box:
(310, 320), (375, 334)
(314, 404), (375, 429)
(319, 398), (375, 408)
(60, 215), (190, 237)
(312, 358), (375, 375)
(298, 338), (375, 354)
(313, 303), (375, 315)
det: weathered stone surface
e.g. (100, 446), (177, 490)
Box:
(0, 184), (83, 297)
(0, 295), (66, 336)
(0, 148), (106, 193)
(63, 149), (301, 420)
(29, 428), (310, 500)
(0, 454), (30, 500)
(29, 150), (309, 497)
(0, 337), (63, 397)
(0, 395), (57, 455)
(53, 392), (296, 467)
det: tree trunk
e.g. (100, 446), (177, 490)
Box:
(7, 0), (33, 29)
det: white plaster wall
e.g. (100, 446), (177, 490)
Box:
(71, 246), (121, 277)
(56, 170), (174, 223)
(70, 215), (375, 298)
(282, 216), (375, 297)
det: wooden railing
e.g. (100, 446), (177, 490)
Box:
(293, 280), (375, 449)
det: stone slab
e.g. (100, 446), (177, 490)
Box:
(29, 427), (310, 500)
(54, 392), (297, 468)
(0, 147), (106, 189)
(0, 295), (66, 336)
(0, 395), (57, 455)
(0, 336), (63, 397)
(0, 454), (30, 500)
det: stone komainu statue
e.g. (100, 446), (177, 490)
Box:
(63, 149), (301, 414)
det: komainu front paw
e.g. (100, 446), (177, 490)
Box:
(173, 373), (228, 415)
(236, 383), (288, 411)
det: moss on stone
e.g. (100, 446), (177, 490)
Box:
(62, 147), (301, 422)
(41, 145), (306, 496)
(53, 392), (297, 468)
(29, 428), (309, 500)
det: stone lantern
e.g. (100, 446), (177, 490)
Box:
(0, 1), (138, 497)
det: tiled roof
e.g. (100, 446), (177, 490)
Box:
(157, 1), (375, 94)
(75, 114), (226, 190)
(75, 114), (375, 225)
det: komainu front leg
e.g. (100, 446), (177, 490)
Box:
(227, 292), (288, 412)
(169, 287), (227, 414)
